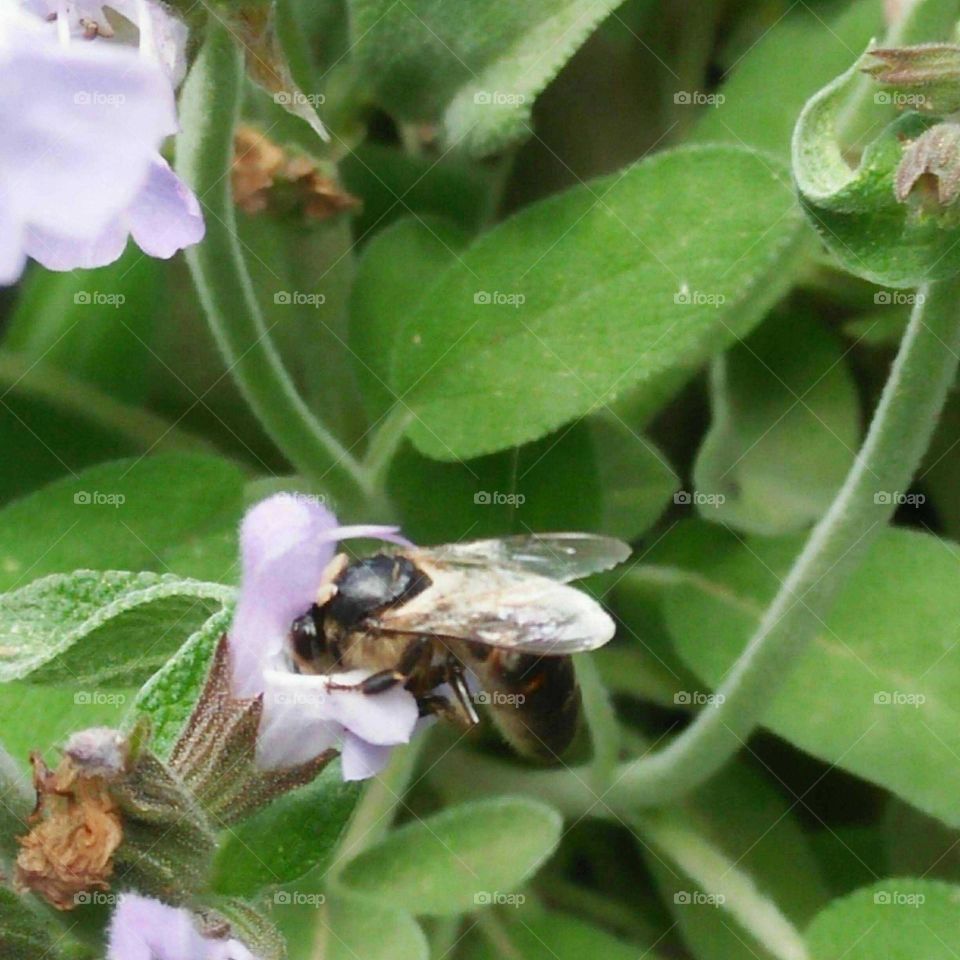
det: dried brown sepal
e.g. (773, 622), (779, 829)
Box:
(15, 750), (123, 910)
(232, 125), (359, 221)
(864, 44), (960, 113)
(169, 635), (333, 825)
(896, 122), (960, 207)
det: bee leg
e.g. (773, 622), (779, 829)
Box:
(444, 658), (479, 725)
(417, 694), (475, 731)
(328, 637), (432, 696)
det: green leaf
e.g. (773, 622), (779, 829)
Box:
(350, 216), (469, 426)
(462, 910), (660, 960)
(132, 605), (233, 759)
(348, 0), (624, 154)
(692, 309), (860, 535)
(337, 797), (563, 915)
(691, 1), (883, 157)
(387, 146), (807, 460)
(793, 57), (960, 286)
(0, 888), (59, 957)
(0, 570), (230, 685)
(322, 894), (428, 960)
(806, 879), (960, 959)
(653, 521), (960, 827)
(211, 762), (360, 897)
(0, 454), (246, 592)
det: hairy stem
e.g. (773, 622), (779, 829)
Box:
(175, 20), (376, 512)
(609, 275), (960, 806)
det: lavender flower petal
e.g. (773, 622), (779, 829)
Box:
(128, 156), (205, 258)
(340, 733), (393, 781)
(107, 894), (208, 960)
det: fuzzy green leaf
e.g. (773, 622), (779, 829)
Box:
(338, 797), (563, 915)
(379, 146), (805, 460)
(806, 879), (960, 959)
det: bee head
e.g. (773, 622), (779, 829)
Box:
(289, 604), (327, 668)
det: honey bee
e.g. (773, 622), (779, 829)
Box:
(288, 534), (629, 760)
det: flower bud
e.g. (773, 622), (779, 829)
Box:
(895, 121), (960, 208)
(864, 44), (960, 114)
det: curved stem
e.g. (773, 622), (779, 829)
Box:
(608, 275), (960, 807)
(175, 21), (375, 511)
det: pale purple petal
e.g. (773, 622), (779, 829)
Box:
(230, 494), (341, 698)
(340, 733), (393, 781)
(1, 11), (176, 238)
(0, 186), (26, 285)
(107, 894), (207, 960)
(127, 156), (204, 258)
(24, 216), (128, 271)
(316, 674), (420, 746)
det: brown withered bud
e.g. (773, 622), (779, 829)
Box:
(896, 122), (960, 207)
(232, 125), (360, 221)
(15, 729), (126, 910)
(864, 44), (960, 113)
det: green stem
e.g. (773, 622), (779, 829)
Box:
(361, 406), (415, 488)
(609, 275), (960, 807)
(636, 810), (808, 960)
(175, 21), (376, 511)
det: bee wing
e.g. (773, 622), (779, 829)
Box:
(371, 562), (616, 655)
(410, 533), (630, 583)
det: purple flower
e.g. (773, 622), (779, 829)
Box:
(230, 494), (420, 781)
(0, 1), (203, 284)
(107, 894), (259, 960)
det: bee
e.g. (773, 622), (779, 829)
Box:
(288, 534), (629, 760)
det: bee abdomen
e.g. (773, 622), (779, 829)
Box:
(483, 650), (580, 762)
